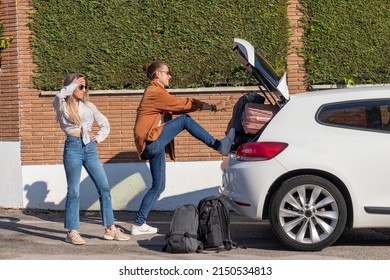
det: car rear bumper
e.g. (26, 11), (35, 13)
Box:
(220, 156), (288, 220)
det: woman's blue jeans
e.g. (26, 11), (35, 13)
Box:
(63, 136), (114, 230)
(135, 114), (219, 225)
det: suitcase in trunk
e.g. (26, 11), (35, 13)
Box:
(241, 103), (278, 134)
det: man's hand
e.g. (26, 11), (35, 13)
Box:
(215, 95), (233, 111)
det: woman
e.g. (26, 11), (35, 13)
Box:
(53, 73), (130, 245)
(132, 61), (235, 235)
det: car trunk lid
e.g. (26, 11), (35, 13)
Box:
(227, 38), (290, 152)
(232, 38), (290, 106)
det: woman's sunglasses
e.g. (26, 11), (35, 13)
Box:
(78, 85), (88, 91)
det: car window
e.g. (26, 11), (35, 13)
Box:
(317, 99), (390, 132)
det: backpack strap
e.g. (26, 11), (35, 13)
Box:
(168, 231), (198, 240)
(218, 195), (242, 251)
(183, 232), (198, 240)
(217, 196), (232, 238)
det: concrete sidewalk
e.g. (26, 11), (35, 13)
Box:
(0, 208), (177, 260)
(1, 207), (379, 280)
(3, 207), (374, 262)
(0, 208), (274, 260)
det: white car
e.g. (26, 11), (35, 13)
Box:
(221, 38), (390, 251)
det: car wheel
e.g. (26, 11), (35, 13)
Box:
(270, 175), (347, 251)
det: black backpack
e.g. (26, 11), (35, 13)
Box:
(197, 195), (237, 251)
(162, 204), (201, 253)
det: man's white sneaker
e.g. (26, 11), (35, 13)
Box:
(218, 128), (235, 156)
(131, 223), (158, 235)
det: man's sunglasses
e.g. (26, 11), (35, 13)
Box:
(159, 71), (171, 76)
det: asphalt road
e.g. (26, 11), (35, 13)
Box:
(1, 208), (390, 260)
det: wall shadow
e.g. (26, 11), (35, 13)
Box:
(24, 181), (61, 209)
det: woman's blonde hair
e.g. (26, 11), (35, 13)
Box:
(63, 73), (89, 125)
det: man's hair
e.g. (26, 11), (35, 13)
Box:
(143, 61), (166, 80)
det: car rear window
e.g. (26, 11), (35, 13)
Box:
(317, 99), (390, 132)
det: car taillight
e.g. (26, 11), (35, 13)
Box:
(236, 142), (288, 161)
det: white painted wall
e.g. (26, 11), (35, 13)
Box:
(20, 161), (223, 211)
(0, 142), (23, 208)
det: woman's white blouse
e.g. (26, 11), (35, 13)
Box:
(53, 83), (110, 144)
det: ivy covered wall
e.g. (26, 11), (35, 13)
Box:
(28, 0), (290, 90)
(24, 0), (390, 90)
(300, 0), (390, 85)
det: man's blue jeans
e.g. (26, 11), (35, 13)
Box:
(135, 114), (219, 225)
(63, 136), (114, 229)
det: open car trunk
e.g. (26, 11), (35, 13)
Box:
(227, 38), (290, 151)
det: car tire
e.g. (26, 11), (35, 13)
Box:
(269, 175), (347, 251)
